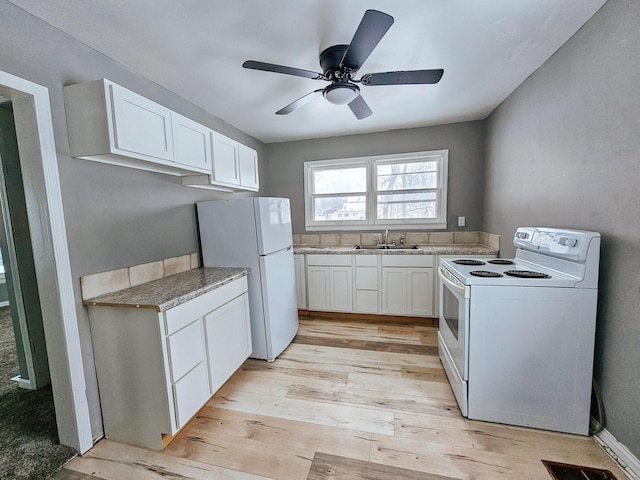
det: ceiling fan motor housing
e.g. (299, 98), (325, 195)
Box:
(320, 45), (351, 79)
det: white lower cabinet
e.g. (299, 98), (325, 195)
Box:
(381, 255), (434, 317)
(204, 293), (251, 393)
(355, 255), (379, 313)
(306, 255), (353, 313)
(87, 276), (250, 449)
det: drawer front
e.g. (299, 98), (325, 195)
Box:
(355, 290), (378, 314)
(355, 267), (378, 290)
(167, 319), (205, 383)
(381, 255), (433, 267)
(355, 255), (378, 267)
(306, 254), (352, 266)
(164, 276), (248, 334)
(172, 361), (210, 429)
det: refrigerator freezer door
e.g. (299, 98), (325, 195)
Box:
(258, 247), (298, 361)
(254, 197), (293, 255)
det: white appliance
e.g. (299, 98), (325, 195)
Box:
(438, 227), (600, 435)
(197, 197), (298, 362)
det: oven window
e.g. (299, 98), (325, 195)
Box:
(442, 286), (459, 340)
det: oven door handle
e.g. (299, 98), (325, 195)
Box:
(438, 265), (468, 298)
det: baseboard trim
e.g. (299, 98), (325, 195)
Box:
(595, 428), (640, 480)
(301, 310), (438, 325)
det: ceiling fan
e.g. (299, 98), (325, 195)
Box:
(242, 9), (444, 120)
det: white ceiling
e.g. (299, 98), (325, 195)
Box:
(9, 0), (607, 143)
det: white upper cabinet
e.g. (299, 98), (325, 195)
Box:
(211, 130), (241, 186)
(109, 83), (174, 162)
(64, 78), (257, 188)
(170, 112), (211, 172)
(238, 143), (259, 191)
(183, 131), (260, 192)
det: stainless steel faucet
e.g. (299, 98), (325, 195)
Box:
(383, 229), (389, 246)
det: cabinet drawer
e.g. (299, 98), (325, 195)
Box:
(381, 255), (433, 267)
(172, 361), (210, 429)
(355, 267), (378, 290)
(356, 290), (378, 313)
(306, 254), (352, 266)
(167, 319), (205, 383)
(355, 255), (378, 267)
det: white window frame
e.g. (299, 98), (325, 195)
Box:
(304, 150), (448, 231)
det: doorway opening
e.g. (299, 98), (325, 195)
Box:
(0, 102), (49, 392)
(0, 70), (93, 454)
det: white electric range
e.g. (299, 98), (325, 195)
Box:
(438, 227), (600, 435)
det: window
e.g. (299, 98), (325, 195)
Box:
(304, 150), (448, 230)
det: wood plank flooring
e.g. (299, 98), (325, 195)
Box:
(53, 315), (627, 480)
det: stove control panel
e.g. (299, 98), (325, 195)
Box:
(513, 227), (599, 262)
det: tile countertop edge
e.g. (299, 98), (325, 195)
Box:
(293, 244), (498, 255)
(82, 267), (251, 312)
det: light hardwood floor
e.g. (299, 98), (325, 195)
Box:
(53, 315), (627, 480)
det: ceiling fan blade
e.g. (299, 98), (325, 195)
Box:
(276, 89), (324, 115)
(243, 60), (324, 80)
(348, 95), (373, 120)
(341, 10), (394, 71)
(361, 69), (444, 86)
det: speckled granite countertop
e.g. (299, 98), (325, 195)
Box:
(293, 244), (498, 255)
(83, 267), (250, 312)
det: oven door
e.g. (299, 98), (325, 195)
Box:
(438, 265), (470, 415)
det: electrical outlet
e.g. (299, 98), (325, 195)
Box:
(458, 216), (466, 227)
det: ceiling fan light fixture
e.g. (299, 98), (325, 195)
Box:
(323, 83), (359, 105)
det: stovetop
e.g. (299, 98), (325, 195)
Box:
(440, 257), (580, 287)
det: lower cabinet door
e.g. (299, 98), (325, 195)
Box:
(330, 266), (353, 312)
(381, 267), (407, 314)
(172, 361), (210, 429)
(407, 268), (434, 316)
(204, 293), (252, 394)
(307, 266), (330, 310)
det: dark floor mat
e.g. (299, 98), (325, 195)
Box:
(542, 460), (618, 480)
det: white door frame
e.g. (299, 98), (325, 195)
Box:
(0, 70), (93, 453)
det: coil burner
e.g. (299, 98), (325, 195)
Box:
(470, 270), (504, 278)
(504, 270), (551, 279)
(453, 259), (485, 266)
(487, 259), (515, 265)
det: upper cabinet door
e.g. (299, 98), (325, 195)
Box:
(238, 144), (259, 191)
(171, 113), (211, 173)
(109, 83), (174, 161)
(210, 131), (240, 186)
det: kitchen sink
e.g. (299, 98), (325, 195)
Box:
(355, 244), (420, 250)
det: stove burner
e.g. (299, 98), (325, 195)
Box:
(453, 259), (485, 266)
(470, 270), (504, 277)
(504, 270), (551, 279)
(488, 259), (515, 265)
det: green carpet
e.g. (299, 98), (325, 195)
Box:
(0, 306), (76, 480)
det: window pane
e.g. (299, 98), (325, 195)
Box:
(314, 167), (366, 194)
(313, 196), (366, 221)
(377, 192), (437, 219)
(377, 161), (437, 191)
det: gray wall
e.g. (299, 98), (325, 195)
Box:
(0, 0), (265, 438)
(484, 0), (640, 458)
(265, 121), (486, 233)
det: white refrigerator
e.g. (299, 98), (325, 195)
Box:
(197, 197), (298, 361)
